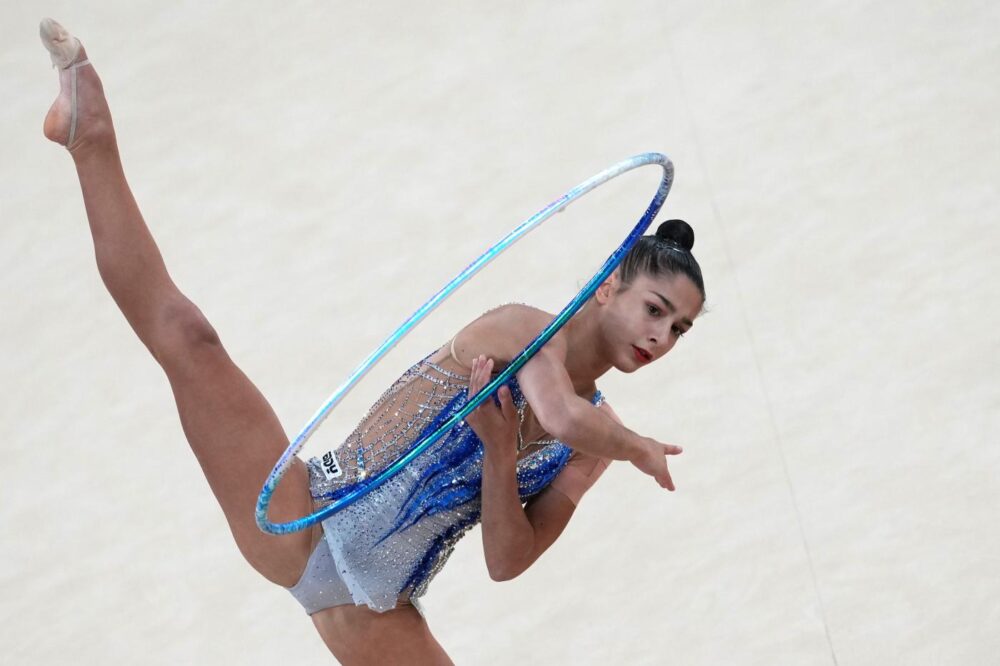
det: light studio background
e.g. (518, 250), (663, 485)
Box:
(2, 2), (997, 664)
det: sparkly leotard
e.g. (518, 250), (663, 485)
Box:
(285, 344), (606, 615)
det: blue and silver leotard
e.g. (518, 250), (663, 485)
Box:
(285, 348), (604, 615)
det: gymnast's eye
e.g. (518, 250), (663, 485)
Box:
(646, 304), (661, 316)
(672, 325), (686, 338)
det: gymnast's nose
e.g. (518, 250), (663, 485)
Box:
(649, 323), (666, 345)
(649, 323), (672, 351)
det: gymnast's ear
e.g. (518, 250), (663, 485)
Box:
(594, 271), (619, 304)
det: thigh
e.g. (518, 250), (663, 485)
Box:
(161, 331), (317, 587)
(311, 604), (453, 665)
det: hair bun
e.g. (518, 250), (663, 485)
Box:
(654, 219), (695, 252)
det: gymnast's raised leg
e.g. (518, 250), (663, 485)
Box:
(40, 19), (453, 664)
(39, 19), (318, 587)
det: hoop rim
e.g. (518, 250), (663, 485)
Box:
(256, 152), (674, 534)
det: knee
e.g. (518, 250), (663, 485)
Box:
(151, 300), (222, 363)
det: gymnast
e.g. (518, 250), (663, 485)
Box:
(40, 19), (706, 665)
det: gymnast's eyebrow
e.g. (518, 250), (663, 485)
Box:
(649, 291), (694, 328)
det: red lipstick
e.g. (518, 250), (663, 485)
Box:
(632, 345), (652, 364)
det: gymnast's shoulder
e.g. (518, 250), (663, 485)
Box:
(453, 303), (565, 364)
(479, 302), (555, 329)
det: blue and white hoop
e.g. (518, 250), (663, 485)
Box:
(256, 152), (674, 534)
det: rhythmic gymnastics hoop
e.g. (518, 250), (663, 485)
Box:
(256, 152), (674, 534)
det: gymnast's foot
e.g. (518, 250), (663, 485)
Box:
(40, 18), (114, 153)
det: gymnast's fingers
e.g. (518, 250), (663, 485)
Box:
(663, 443), (683, 455)
(469, 355), (487, 396)
(474, 356), (494, 396)
(497, 386), (516, 422)
(660, 465), (676, 492)
(469, 356), (498, 416)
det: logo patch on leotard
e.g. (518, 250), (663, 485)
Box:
(320, 450), (343, 480)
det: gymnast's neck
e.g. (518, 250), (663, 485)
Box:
(562, 301), (615, 383)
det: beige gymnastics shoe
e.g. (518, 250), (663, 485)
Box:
(40, 17), (83, 68)
(39, 18), (98, 148)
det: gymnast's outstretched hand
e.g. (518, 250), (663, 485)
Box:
(465, 355), (519, 460)
(629, 436), (683, 491)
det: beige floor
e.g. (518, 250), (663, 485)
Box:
(2, 2), (997, 664)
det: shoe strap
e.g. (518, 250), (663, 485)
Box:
(68, 60), (90, 146)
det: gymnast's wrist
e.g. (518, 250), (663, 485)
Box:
(482, 440), (518, 466)
(623, 434), (649, 463)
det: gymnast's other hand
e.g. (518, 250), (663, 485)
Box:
(629, 436), (683, 491)
(466, 355), (519, 460)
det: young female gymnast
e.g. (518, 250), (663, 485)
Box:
(40, 19), (706, 665)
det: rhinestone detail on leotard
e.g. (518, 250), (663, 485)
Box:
(302, 350), (604, 612)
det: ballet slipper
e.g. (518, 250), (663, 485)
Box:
(39, 17), (82, 68)
(39, 18), (93, 147)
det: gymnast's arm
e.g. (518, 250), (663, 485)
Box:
(454, 303), (680, 488)
(517, 339), (681, 490)
(481, 442), (577, 581)
(468, 356), (577, 581)
(489, 450), (614, 581)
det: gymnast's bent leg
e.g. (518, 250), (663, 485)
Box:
(41, 23), (316, 587)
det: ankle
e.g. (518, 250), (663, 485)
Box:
(70, 132), (120, 166)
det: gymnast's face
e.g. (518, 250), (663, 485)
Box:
(596, 270), (702, 373)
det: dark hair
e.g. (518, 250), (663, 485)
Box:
(617, 219), (706, 302)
